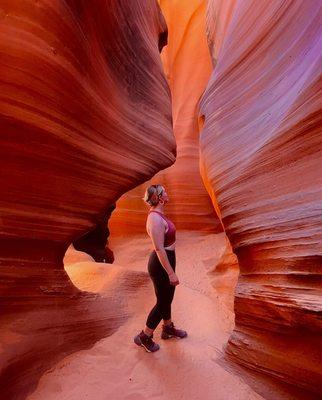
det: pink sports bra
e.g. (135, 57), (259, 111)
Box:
(148, 210), (176, 247)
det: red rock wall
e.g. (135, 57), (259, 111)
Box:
(0, 0), (174, 397)
(109, 0), (222, 236)
(0, 0), (175, 245)
(200, 0), (322, 394)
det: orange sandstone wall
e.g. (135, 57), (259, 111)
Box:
(200, 0), (322, 394)
(0, 1), (174, 397)
(109, 0), (222, 236)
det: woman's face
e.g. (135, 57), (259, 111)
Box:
(159, 186), (169, 203)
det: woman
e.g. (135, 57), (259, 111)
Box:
(134, 184), (188, 353)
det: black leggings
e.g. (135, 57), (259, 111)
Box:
(146, 249), (176, 330)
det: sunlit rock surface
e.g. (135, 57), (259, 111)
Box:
(109, 0), (222, 236)
(202, 234), (239, 310)
(200, 0), (322, 394)
(0, 0), (174, 398)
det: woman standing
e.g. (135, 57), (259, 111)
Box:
(134, 184), (187, 353)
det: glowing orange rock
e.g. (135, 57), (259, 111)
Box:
(109, 0), (222, 236)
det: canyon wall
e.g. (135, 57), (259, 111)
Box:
(109, 0), (221, 236)
(200, 0), (322, 394)
(0, 1), (174, 398)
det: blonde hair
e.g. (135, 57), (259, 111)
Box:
(143, 184), (164, 206)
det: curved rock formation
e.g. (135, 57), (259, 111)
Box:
(109, 0), (222, 236)
(200, 0), (322, 395)
(0, 0), (174, 245)
(0, 0), (174, 398)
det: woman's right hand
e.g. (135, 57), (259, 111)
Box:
(168, 272), (179, 286)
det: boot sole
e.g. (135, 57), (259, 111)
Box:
(161, 333), (188, 340)
(134, 336), (159, 352)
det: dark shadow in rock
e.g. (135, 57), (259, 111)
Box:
(73, 204), (116, 263)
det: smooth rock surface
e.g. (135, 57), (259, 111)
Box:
(0, 0), (174, 244)
(200, 0), (322, 394)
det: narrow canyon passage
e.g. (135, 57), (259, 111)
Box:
(28, 232), (264, 400)
(1, 0), (320, 398)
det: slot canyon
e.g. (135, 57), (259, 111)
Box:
(0, 1), (321, 399)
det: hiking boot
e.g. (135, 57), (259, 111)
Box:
(134, 330), (160, 352)
(161, 322), (188, 339)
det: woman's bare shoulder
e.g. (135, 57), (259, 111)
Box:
(146, 212), (166, 228)
(147, 212), (161, 223)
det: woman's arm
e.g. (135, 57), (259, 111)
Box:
(148, 215), (178, 284)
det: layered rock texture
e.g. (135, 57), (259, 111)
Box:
(200, 0), (322, 395)
(109, 0), (221, 235)
(0, 1), (175, 398)
(1, 0), (321, 398)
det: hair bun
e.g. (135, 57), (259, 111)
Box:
(143, 184), (163, 206)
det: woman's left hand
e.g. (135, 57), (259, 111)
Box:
(168, 272), (179, 286)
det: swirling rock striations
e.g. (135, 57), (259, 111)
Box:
(200, 0), (322, 394)
(0, 0), (174, 245)
(109, 0), (222, 236)
(0, 1), (174, 398)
